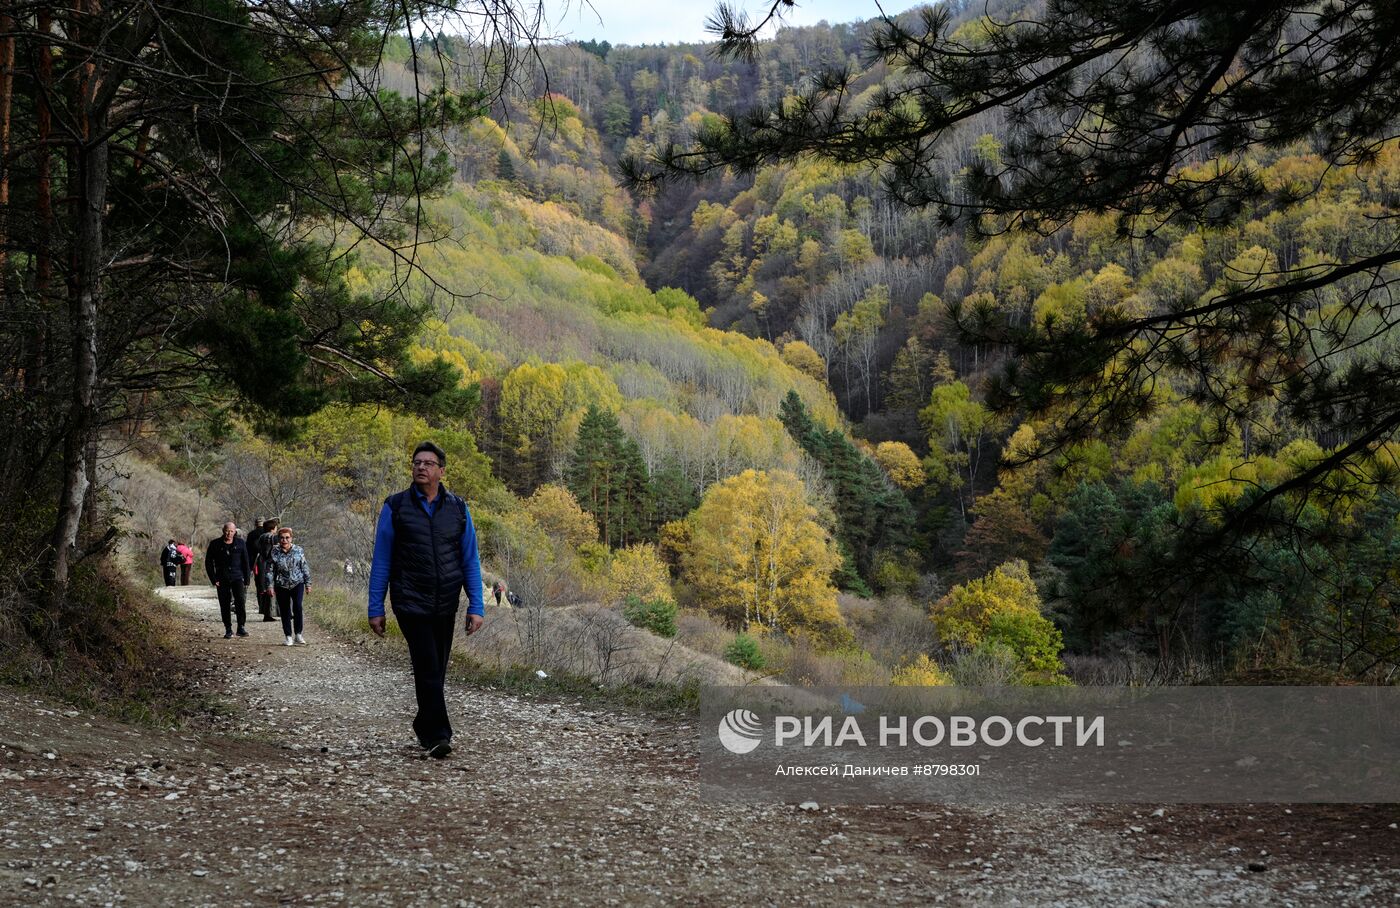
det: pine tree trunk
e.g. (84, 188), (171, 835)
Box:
(51, 1), (107, 603)
(0, 15), (13, 294)
(31, 8), (54, 393)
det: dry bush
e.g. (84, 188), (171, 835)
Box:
(1063, 652), (1218, 686)
(2, 560), (211, 723)
(770, 635), (892, 687)
(431, 600), (761, 688)
(677, 603), (919, 687)
(840, 593), (940, 670)
(260, 493), (373, 592)
(947, 646), (1023, 687)
(1062, 653), (1156, 686)
(675, 608), (734, 658)
(302, 504), (377, 592)
(0, 580), (46, 683)
(215, 445), (320, 529)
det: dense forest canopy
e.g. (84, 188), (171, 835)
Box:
(617, 0), (1400, 676)
(631, 1), (1400, 517)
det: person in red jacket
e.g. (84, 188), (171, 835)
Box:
(177, 541), (194, 585)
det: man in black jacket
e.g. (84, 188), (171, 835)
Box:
(206, 521), (252, 639)
(247, 516), (267, 618)
(367, 441), (485, 758)
(248, 517), (279, 622)
(160, 539), (180, 586)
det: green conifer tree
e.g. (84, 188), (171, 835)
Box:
(777, 391), (916, 587)
(565, 405), (655, 548)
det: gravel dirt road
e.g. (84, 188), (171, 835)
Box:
(2, 586), (1396, 906)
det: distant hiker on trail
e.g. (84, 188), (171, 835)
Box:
(206, 521), (252, 639)
(177, 541), (194, 585)
(260, 518), (281, 620)
(160, 539), (179, 586)
(492, 580), (503, 607)
(506, 590), (521, 608)
(368, 441), (485, 759)
(269, 527), (312, 647)
(249, 517), (279, 622)
(248, 516), (266, 554)
(247, 517), (266, 606)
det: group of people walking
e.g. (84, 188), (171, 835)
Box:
(491, 579), (519, 608)
(160, 441), (495, 764)
(176, 517), (312, 646)
(159, 539), (194, 586)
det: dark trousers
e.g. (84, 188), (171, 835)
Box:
(254, 569), (273, 617)
(179, 563), (191, 585)
(163, 565), (178, 586)
(216, 580), (247, 630)
(276, 584), (305, 636)
(395, 610), (457, 747)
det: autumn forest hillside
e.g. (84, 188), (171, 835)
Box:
(5, 1), (1399, 697)
(302, 2), (1400, 688)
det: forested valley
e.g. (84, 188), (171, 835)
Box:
(4, 0), (1400, 698)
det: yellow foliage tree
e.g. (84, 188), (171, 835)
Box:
(780, 339), (827, 382)
(499, 361), (569, 460)
(523, 484), (598, 551)
(682, 469), (844, 638)
(499, 360), (621, 486)
(933, 560), (1041, 646)
(931, 560), (1067, 681)
(657, 519), (691, 572)
(298, 404), (498, 505)
(607, 543), (674, 606)
(874, 441), (925, 490)
(890, 654), (952, 686)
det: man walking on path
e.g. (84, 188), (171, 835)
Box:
(206, 521), (252, 639)
(251, 517), (280, 622)
(368, 441), (485, 759)
(161, 539), (180, 586)
(247, 517), (267, 617)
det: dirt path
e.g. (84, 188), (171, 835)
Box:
(2, 586), (1396, 906)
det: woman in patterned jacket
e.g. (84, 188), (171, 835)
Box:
(268, 527), (312, 646)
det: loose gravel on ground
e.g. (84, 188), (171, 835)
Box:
(1, 586), (1396, 906)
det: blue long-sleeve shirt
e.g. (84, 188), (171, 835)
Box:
(367, 485), (484, 619)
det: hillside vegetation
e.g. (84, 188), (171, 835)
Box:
(382, 6), (1400, 684)
(7, 1), (1399, 695)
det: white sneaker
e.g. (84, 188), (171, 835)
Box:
(284, 635), (294, 646)
(294, 633), (306, 645)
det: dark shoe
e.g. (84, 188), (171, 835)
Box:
(426, 740), (452, 759)
(236, 627), (249, 637)
(261, 616), (276, 622)
(223, 629), (234, 639)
